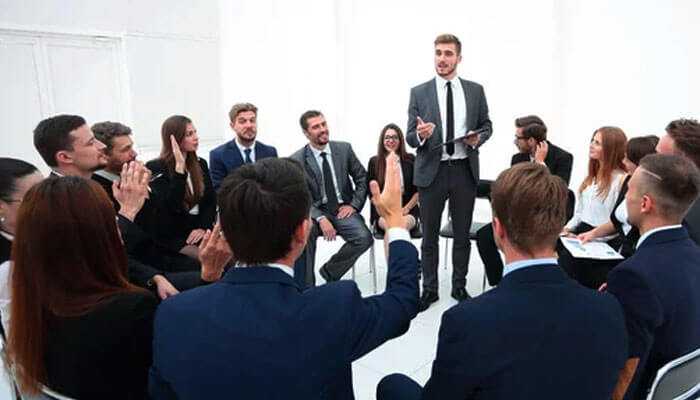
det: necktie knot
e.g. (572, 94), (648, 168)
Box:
(243, 148), (252, 164)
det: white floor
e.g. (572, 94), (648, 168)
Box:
(314, 233), (491, 400)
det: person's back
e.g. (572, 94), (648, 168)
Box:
(46, 291), (156, 399)
(149, 156), (419, 399)
(424, 265), (626, 399)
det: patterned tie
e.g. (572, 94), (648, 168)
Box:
(446, 81), (455, 156)
(244, 148), (252, 164)
(320, 152), (339, 214)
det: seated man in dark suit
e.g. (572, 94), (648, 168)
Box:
(655, 118), (700, 244)
(290, 110), (373, 287)
(209, 102), (278, 191)
(149, 156), (419, 400)
(377, 162), (627, 400)
(607, 154), (700, 400)
(476, 115), (573, 286)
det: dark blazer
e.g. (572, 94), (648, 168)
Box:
(421, 264), (627, 400)
(45, 291), (157, 400)
(405, 78), (492, 187)
(510, 141), (574, 185)
(683, 199), (700, 245)
(145, 158), (217, 250)
(366, 155), (419, 226)
(289, 141), (368, 220)
(209, 140), (278, 190)
(149, 240), (419, 400)
(607, 227), (700, 399)
(610, 175), (639, 258)
(0, 233), (10, 264)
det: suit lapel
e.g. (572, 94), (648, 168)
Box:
(330, 142), (346, 194)
(227, 140), (245, 168)
(427, 79), (443, 141)
(303, 145), (323, 190)
(460, 78), (474, 130)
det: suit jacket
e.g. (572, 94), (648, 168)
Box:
(290, 141), (368, 220)
(683, 199), (700, 245)
(209, 139), (278, 190)
(366, 155), (419, 225)
(510, 141), (573, 185)
(422, 264), (627, 400)
(149, 240), (419, 400)
(45, 291), (157, 400)
(145, 158), (217, 250)
(609, 175), (639, 257)
(405, 78), (492, 187)
(607, 227), (700, 399)
(0, 234), (10, 264)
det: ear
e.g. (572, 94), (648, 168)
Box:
(55, 150), (72, 165)
(294, 217), (312, 245)
(229, 121), (235, 130)
(492, 217), (505, 240)
(640, 194), (654, 214)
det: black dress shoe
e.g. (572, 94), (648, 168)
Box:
(451, 287), (471, 302)
(319, 266), (334, 282)
(418, 291), (439, 312)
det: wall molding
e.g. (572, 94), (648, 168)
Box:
(0, 23), (218, 43)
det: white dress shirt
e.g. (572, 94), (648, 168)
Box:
(309, 144), (343, 204)
(566, 171), (626, 230)
(436, 75), (468, 161)
(235, 137), (256, 163)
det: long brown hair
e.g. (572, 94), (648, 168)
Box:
(7, 177), (142, 395)
(579, 126), (627, 198)
(375, 123), (412, 188)
(160, 115), (204, 208)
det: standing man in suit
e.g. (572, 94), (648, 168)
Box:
(209, 103), (278, 191)
(377, 163), (628, 400)
(406, 34), (493, 310)
(477, 115), (573, 285)
(149, 156), (419, 399)
(655, 118), (700, 244)
(607, 154), (700, 400)
(290, 110), (372, 287)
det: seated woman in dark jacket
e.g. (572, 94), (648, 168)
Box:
(146, 115), (216, 259)
(367, 123), (419, 256)
(6, 177), (157, 399)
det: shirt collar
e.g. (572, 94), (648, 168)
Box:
(51, 169), (65, 177)
(503, 257), (558, 277)
(436, 74), (460, 88)
(236, 262), (294, 278)
(636, 224), (683, 249)
(94, 169), (120, 182)
(309, 144), (330, 158)
(235, 137), (255, 152)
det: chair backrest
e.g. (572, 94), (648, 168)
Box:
(646, 347), (700, 400)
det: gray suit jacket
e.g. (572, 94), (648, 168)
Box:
(405, 78), (492, 187)
(289, 141), (368, 220)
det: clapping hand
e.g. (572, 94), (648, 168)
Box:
(170, 135), (186, 174)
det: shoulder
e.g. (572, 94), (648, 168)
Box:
(331, 141), (353, 153)
(198, 157), (209, 169)
(256, 141), (277, 152)
(289, 146), (307, 160)
(411, 78), (435, 92)
(209, 141), (230, 156)
(404, 153), (416, 162)
(368, 155), (378, 165)
(511, 152), (527, 165)
(146, 158), (166, 173)
(459, 78), (484, 91)
(104, 290), (158, 316)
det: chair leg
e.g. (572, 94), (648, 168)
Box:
(370, 242), (377, 294)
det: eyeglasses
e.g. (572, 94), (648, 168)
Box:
(514, 135), (527, 141)
(384, 135), (400, 141)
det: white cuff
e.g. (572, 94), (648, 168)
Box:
(418, 135), (427, 146)
(386, 227), (410, 243)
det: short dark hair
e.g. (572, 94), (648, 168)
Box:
(515, 115), (545, 128)
(33, 115), (86, 167)
(434, 33), (461, 54)
(515, 115), (547, 141)
(638, 154), (700, 220)
(218, 158), (311, 264)
(626, 135), (659, 165)
(92, 121), (132, 154)
(491, 162), (568, 255)
(665, 118), (700, 169)
(0, 158), (39, 202)
(229, 103), (258, 122)
(299, 110), (323, 132)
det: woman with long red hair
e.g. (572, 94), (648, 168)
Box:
(6, 177), (157, 399)
(560, 126), (627, 288)
(146, 115), (217, 259)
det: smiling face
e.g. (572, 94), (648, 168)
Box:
(383, 128), (400, 153)
(304, 115), (329, 148)
(59, 124), (107, 173)
(434, 42), (461, 80)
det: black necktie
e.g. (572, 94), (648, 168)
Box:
(244, 148), (252, 164)
(320, 152), (339, 214)
(446, 81), (455, 155)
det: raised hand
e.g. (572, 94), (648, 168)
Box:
(369, 153), (403, 229)
(198, 223), (233, 282)
(114, 161), (150, 221)
(534, 140), (549, 164)
(170, 135), (186, 174)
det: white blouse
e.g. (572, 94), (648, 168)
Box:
(614, 201), (633, 235)
(566, 171), (626, 230)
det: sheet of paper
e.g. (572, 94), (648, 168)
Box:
(560, 237), (624, 260)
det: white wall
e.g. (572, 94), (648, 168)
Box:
(0, 0), (223, 168)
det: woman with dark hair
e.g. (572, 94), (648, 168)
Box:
(146, 115), (216, 259)
(559, 127), (628, 289)
(367, 123), (419, 248)
(578, 135), (659, 257)
(6, 177), (157, 399)
(0, 158), (43, 264)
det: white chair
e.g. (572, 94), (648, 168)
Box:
(646, 347), (700, 400)
(368, 224), (423, 294)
